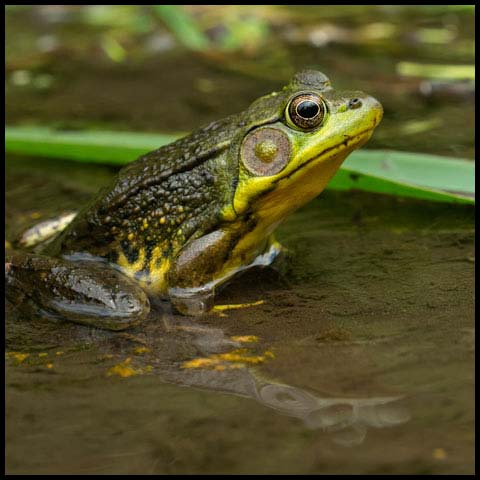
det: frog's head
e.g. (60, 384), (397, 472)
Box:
(225, 70), (383, 229)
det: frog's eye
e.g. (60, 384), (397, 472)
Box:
(286, 93), (326, 130)
(240, 127), (292, 176)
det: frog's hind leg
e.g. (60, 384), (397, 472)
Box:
(5, 252), (150, 331)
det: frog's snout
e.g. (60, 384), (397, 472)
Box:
(338, 91), (383, 129)
(375, 100), (383, 125)
(371, 96), (384, 126)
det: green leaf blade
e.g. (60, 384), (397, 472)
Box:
(5, 125), (474, 205)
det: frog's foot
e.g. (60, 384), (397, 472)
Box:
(5, 252), (150, 331)
(168, 285), (215, 316)
(168, 241), (282, 316)
(17, 211), (77, 249)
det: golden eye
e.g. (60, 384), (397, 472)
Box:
(287, 93), (326, 130)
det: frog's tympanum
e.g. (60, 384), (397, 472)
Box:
(6, 70), (383, 330)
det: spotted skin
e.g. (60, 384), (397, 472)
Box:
(6, 70), (383, 328)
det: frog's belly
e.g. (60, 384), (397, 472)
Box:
(113, 228), (281, 299)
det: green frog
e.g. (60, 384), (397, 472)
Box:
(5, 70), (383, 330)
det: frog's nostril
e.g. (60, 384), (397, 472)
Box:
(348, 98), (362, 109)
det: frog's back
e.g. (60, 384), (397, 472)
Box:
(47, 88), (288, 256)
(99, 91), (286, 213)
(44, 119), (236, 263)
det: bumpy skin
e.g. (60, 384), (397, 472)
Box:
(43, 78), (295, 290)
(6, 70), (383, 329)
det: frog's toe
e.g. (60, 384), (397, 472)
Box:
(100, 290), (151, 330)
(57, 287), (150, 331)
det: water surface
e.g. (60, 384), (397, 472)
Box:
(5, 5), (475, 474)
(6, 157), (474, 474)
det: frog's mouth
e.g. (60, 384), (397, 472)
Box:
(247, 126), (376, 228)
(276, 126), (375, 185)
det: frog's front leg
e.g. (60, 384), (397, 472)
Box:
(167, 230), (283, 316)
(5, 252), (150, 331)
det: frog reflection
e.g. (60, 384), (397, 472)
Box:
(155, 308), (410, 447)
(256, 384), (409, 446)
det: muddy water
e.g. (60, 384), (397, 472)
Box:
(5, 5), (475, 472)
(5, 157), (474, 474)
